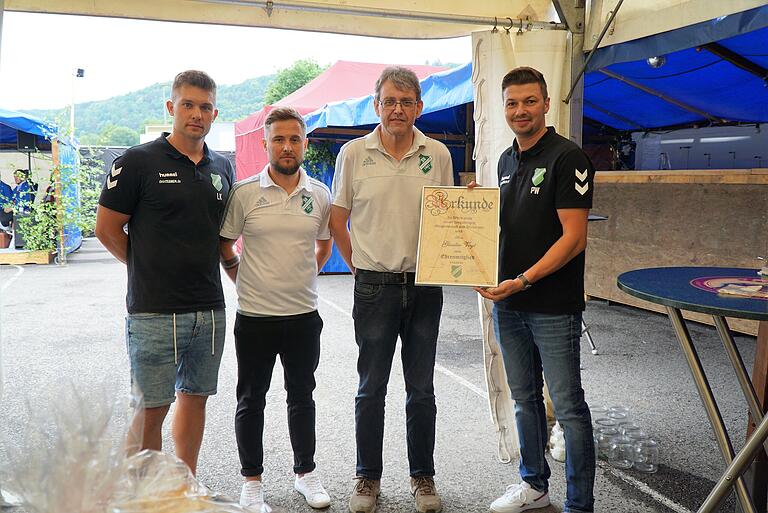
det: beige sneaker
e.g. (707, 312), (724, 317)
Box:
(349, 476), (380, 513)
(411, 476), (442, 513)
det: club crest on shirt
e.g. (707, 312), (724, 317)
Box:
(532, 168), (547, 186)
(301, 194), (314, 214)
(211, 173), (223, 191)
(419, 154), (433, 174)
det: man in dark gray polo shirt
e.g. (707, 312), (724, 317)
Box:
(95, 70), (234, 475)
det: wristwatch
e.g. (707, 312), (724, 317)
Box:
(516, 273), (532, 290)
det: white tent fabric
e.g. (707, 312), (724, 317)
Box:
(6, 0), (764, 44)
(585, 0), (766, 50)
(3, 0), (558, 39)
(471, 27), (570, 463)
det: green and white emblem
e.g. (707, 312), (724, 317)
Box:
(419, 154), (433, 174)
(451, 264), (463, 279)
(532, 168), (547, 187)
(301, 194), (314, 214)
(211, 173), (223, 191)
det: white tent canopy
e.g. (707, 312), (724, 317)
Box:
(2, 0), (764, 44)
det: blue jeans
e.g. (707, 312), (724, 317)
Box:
(493, 303), (595, 513)
(352, 274), (443, 479)
(125, 310), (226, 408)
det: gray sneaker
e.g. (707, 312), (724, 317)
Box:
(410, 476), (442, 513)
(348, 476), (380, 513)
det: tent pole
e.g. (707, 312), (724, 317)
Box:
(563, 0), (624, 105)
(553, 0), (587, 145)
(52, 141), (67, 266)
(202, 0), (568, 30)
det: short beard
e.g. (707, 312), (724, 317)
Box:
(271, 158), (302, 176)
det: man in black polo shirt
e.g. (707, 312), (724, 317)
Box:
(95, 70), (234, 475)
(476, 67), (595, 513)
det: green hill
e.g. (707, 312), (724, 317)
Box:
(24, 74), (274, 144)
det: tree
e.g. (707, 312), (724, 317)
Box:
(263, 59), (326, 105)
(98, 124), (139, 146)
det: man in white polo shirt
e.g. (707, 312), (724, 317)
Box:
(330, 66), (454, 513)
(219, 107), (332, 512)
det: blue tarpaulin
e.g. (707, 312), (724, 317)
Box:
(0, 107), (56, 148)
(303, 62), (474, 274)
(305, 62), (473, 135)
(0, 107), (81, 254)
(584, 4), (768, 130)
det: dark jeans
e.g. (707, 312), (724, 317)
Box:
(352, 271), (443, 479)
(493, 303), (595, 513)
(234, 311), (322, 477)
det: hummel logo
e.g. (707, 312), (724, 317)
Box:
(575, 168), (589, 195)
(255, 196), (269, 208)
(362, 156), (376, 167)
(107, 164), (121, 189)
(499, 174), (511, 186)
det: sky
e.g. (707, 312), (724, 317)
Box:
(0, 12), (471, 111)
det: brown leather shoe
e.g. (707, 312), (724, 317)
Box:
(349, 476), (380, 513)
(411, 476), (442, 513)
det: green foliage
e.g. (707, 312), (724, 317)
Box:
(99, 125), (139, 146)
(263, 59), (327, 105)
(303, 140), (336, 181)
(16, 152), (103, 252)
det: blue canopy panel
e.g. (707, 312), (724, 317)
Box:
(0, 108), (58, 149)
(584, 5), (768, 130)
(305, 62), (473, 133)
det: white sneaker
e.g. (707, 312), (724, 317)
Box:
(490, 482), (550, 513)
(295, 471), (331, 509)
(240, 480), (271, 512)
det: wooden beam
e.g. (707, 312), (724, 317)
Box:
(595, 169), (768, 185)
(584, 100), (645, 130)
(598, 68), (727, 124)
(699, 42), (768, 83)
(0, 249), (53, 265)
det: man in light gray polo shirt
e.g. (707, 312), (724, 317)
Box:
(330, 66), (454, 513)
(220, 107), (332, 512)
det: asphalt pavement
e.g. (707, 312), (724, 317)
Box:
(0, 238), (759, 512)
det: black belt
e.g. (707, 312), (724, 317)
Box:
(355, 269), (415, 285)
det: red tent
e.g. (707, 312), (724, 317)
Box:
(234, 61), (447, 181)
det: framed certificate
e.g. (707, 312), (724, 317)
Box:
(415, 186), (500, 287)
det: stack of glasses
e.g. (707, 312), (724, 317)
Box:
(591, 405), (659, 473)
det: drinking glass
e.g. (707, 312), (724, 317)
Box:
(607, 405), (631, 422)
(633, 439), (659, 473)
(609, 436), (634, 469)
(596, 427), (619, 460)
(618, 423), (641, 438)
(593, 417), (618, 429)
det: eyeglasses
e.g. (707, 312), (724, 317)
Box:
(378, 99), (418, 109)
